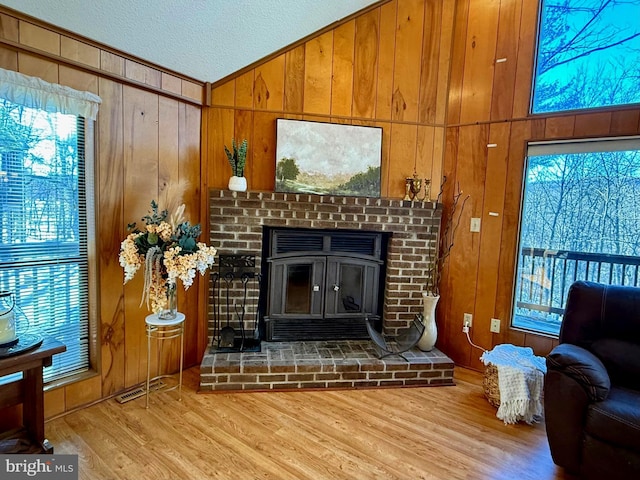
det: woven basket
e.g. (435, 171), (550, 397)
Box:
(483, 363), (501, 408)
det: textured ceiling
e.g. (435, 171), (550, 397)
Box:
(0, 0), (379, 82)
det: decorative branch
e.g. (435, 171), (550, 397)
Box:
(426, 176), (470, 296)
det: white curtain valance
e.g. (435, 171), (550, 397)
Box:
(0, 67), (102, 120)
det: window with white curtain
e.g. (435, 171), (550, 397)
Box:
(0, 68), (100, 383)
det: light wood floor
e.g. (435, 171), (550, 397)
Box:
(46, 367), (576, 480)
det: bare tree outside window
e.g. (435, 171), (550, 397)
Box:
(514, 1), (640, 335)
(513, 142), (640, 335)
(0, 98), (89, 382)
(533, 0), (640, 113)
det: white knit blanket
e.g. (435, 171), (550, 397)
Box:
(480, 344), (546, 425)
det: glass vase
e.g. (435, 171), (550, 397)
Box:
(0, 291), (17, 347)
(158, 283), (177, 320)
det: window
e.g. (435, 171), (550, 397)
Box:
(512, 137), (640, 335)
(532, 0), (640, 114)
(0, 69), (100, 383)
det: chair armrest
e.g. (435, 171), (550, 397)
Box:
(544, 371), (589, 473)
(547, 343), (611, 401)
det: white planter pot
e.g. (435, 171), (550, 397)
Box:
(228, 175), (247, 192)
(417, 292), (439, 351)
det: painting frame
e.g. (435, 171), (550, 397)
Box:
(275, 119), (383, 198)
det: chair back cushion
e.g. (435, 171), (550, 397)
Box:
(590, 339), (640, 390)
(561, 281), (640, 390)
(561, 281), (640, 345)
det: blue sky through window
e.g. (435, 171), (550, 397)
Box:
(533, 0), (640, 113)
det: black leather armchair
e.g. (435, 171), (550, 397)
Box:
(545, 281), (640, 479)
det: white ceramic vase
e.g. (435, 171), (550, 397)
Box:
(228, 175), (247, 192)
(417, 292), (440, 351)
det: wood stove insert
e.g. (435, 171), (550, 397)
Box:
(262, 227), (389, 341)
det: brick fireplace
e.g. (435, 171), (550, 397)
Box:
(199, 189), (454, 391)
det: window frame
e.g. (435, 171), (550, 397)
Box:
(0, 103), (99, 388)
(530, 0), (640, 116)
(511, 135), (640, 336)
(52, 117), (99, 388)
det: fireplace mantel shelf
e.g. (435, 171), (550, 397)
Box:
(212, 189), (443, 211)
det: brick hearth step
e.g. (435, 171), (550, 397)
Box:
(200, 340), (454, 392)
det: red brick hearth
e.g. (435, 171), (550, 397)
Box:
(200, 341), (454, 392)
(200, 189), (454, 391)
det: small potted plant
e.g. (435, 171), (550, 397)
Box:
(225, 138), (248, 192)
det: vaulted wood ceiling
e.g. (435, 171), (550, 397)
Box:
(0, 0), (379, 82)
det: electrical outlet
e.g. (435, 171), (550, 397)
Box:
(490, 318), (501, 333)
(463, 313), (473, 328)
(470, 218), (481, 232)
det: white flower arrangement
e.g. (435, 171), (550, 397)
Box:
(119, 199), (217, 314)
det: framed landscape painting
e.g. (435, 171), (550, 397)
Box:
(275, 119), (382, 197)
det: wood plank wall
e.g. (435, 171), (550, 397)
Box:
(0, 9), (205, 419)
(2, 0), (638, 424)
(440, 0), (640, 371)
(203, 0), (640, 372)
(202, 0), (454, 199)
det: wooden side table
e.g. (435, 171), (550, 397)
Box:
(145, 312), (185, 409)
(0, 337), (65, 453)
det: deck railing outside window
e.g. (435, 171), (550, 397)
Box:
(513, 247), (640, 335)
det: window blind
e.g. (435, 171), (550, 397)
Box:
(1, 85), (96, 382)
(528, 136), (640, 156)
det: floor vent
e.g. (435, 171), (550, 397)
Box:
(114, 379), (165, 404)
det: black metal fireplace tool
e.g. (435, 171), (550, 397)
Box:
(210, 254), (261, 353)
